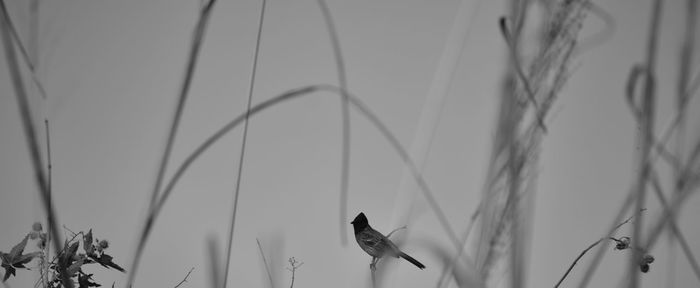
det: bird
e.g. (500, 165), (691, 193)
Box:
(350, 212), (425, 270)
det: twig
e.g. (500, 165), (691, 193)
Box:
(128, 1), (218, 286)
(223, 1), (266, 287)
(554, 211), (641, 288)
(286, 257), (303, 288)
(316, 0), (352, 247)
(386, 226), (406, 239)
(0, 7), (69, 288)
(256, 239), (274, 288)
(173, 267), (194, 288)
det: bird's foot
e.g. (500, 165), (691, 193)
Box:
(370, 257), (377, 271)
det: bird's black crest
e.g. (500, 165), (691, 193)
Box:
(351, 212), (369, 234)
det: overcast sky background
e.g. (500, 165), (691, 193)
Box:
(1, 0), (699, 288)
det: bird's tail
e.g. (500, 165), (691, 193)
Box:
(399, 252), (426, 269)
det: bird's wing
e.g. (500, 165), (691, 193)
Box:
(358, 229), (382, 247)
(359, 229), (403, 257)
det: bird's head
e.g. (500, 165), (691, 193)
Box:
(351, 212), (369, 234)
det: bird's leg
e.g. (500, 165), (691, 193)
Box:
(370, 257), (378, 271)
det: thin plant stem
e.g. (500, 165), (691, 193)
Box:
(286, 258), (303, 288)
(555, 212), (640, 288)
(156, 85), (320, 218)
(174, 267), (195, 288)
(644, 155), (700, 251)
(0, 8), (69, 288)
(44, 119), (53, 288)
(316, 0), (352, 246)
(629, 0), (662, 287)
(208, 238), (221, 288)
(128, 1), (218, 286)
(578, 2), (664, 286)
(386, 226), (406, 239)
(256, 239), (274, 288)
(499, 17), (547, 132)
(147, 0), (217, 211)
(0, 0), (47, 99)
(649, 171), (700, 282)
(222, 1), (266, 287)
(576, 187), (636, 288)
(666, 2), (697, 286)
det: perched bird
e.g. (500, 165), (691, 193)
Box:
(351, 212), (425, 269)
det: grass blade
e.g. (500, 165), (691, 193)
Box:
(0, 6), (68, 288)
(316, 0), (352, 246)
(222, 0), (267, 286)
(128, 1), (218, 285)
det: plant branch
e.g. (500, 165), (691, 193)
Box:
(555, 211), (641, 288)
(386, 226), (407, 239)
(174, 267), (195, 288)
(286, 257), (303, 288)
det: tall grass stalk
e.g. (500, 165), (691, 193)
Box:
(667, 0), (697, 285)
(0, 6), (69, 288)
(628, 0), (662, 286)
(474, 1), (588, 287)
(207, 237), (222, 288)
(0, 0), (47, 99)
(648, 171), (700, 281)
(256, 238), (274, 288)
(222, 1), (267, 287)
(391, 1), (484, 287)
(128, 1), (218, 285)
(315, 0), (352, 247)
(43, 119), (53, 288)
